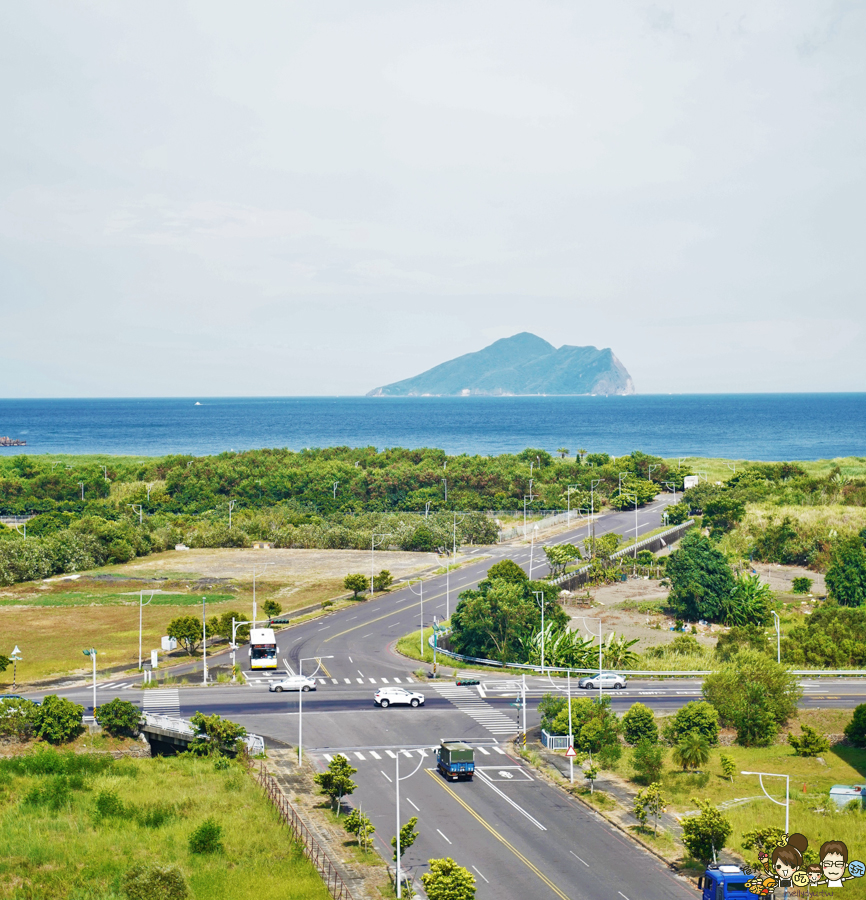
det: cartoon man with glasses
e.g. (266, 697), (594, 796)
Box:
(819, 841), (855, 888)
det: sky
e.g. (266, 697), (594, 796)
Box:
(1, 1), (864, 396)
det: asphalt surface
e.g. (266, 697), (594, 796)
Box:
(29, 500), (866, 900)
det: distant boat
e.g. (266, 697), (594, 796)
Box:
(194, 402), (201, 406)
(0, 437), (26, 447)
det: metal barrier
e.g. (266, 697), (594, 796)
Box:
(258, 769), (355, 900)
(541, 730), (570, 750)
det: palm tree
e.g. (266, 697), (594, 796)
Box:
(557, 447), (569, 458)
(673, 732), (710, 772)
(577, 448), (587, 461)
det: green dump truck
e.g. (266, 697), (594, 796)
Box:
(437, 739), (475, 781)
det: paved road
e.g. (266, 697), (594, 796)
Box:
(28, 499), (866, 900)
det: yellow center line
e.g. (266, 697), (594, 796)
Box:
(323, 588), (449, 643)
(318, 660), (332, 678)
(425, 769), (572, 900)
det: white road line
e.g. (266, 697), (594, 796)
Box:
(386, 750), (397, 759)
(381, 770), (393, 782)
(362, 633), (374, 638)
(476, 771), (546, 831)
(369, 750), (382, 759)
(436, 829), (452, 844)
(492, 746), (506, 755)
(381, 677), (389, 683)
(570, 851), (589, 867)
(392, 677), (402, 683)
(356, 678), (364, 684)
(344, 678), (351, 684)
(331, 679), (338, 684)
(357, 670), (365, 677)
(348, 616), (357, 620)
(472, 866), (489, 884)
(407, 798), (420, 812)
(619, 893), (630, 900)
(354, 752), (366, 760)
(324, 754), (333, 762)
(476, 747), (490, 755)
(369, 679), (377, 684)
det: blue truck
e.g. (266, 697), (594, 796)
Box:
(437, 739), (475, 781)
(697, 865), (752, 899)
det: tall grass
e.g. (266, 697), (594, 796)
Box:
(0, 752), (330, 900)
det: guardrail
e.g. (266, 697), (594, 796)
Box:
(142, 713), (265, 755)
(426, 635), (866, 678)
(258, 769), (355, 900)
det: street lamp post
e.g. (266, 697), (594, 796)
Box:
(78, 482), (85, 500)
(202, 596), (208, 685)
(371, 532), (392, 600)
(82, 648), (97, 716)
(529, 524), (538, 579)
(567, 484), (580, 528)
(297, 656), (334, 764)
(228, 500), (236, 529)
(139, 590), (155, 670)
(589, 479), (600, 554)
(772, 611), (781, 664)
(333, 481), (338, 499)
(130, 503), (143, 524)
(533, 590), (545, 672)
(742, 770), (789, 834)
(408, 579), (424, 656)
(618, 472), (630, 497)
(230, 617), (253, 680)
(393, 746), (431, 898)
(252, 565), (269, 628)
(447, 513), (466, 619)
(576, 615), (604, 702)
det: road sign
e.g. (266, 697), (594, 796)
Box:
(565, 746), (577, 758)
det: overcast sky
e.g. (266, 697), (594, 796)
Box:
(1, 1), (864, 396)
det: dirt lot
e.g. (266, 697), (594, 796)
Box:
(97, 547), (439, 583)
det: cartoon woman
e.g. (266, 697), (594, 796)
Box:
(820, 840), (850, 888)
(771, 834), (808, 889)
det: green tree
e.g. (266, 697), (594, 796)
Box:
(262, 599), (282, 618)
(0, 654), (9, 673)
(719, 754), (736, 783)
(392, 815), (419, 861)
(344, 573), (369, 598)
(189, 712), (247, 757)
(314, 754), (357, 814)
(633, 782), (667, 834)
(344, 808), (376, 852)
(622, 702), (658, 745)
(485, 559), (529, 584)
(825, 537), (866, 606)
(791, 577), (813, 594)
(557, 448), (569, 458)
(787, 724), (830, 757)
(372, 569), (393, 592)
(665, 502), (691, 526)
(673, 732), (710, 772)
(702, 650), (801, 746)
(34, 694), (84, 744)
(543, 543), (581, 576)
(211, 610), (249, 643)
(721, 574), (771, 626)
(632, 739), (665, 785)
(714, 625), (769, 662)
(681, 799), (732, 862)
(95, 698), (141, 737)
(702, 496), (745, 538)
(0, 697), (38, 739)
(665, 531), (737, 623)
(166, 615), (205, 654)
(421, 858), (476, 900)
(583, 759), (600, 793)
(844, 704), (866, 748)
(781, 606), (866, 668)
(662, 701), (720, 746)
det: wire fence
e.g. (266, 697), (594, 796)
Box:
(257, 768), (355, 900)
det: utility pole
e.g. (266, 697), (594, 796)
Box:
(228, 500), (236, 529)
(139, 590), (155, 669)
(589, 479), (600, 556)
(533, 590), (545, 672)
(202, 596), (208, 685)
(78, 482), (85, 501)
(371, 532), (391, 599)
(333, 481), (338, 499)
(130, 503), (143, 525)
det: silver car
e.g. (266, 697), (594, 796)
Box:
(269, 675), (317, 693)
(578, 672), (627, 690)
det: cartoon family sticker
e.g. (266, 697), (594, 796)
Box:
(744, 834), (865, 895)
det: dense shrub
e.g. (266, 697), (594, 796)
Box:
(791, 577), (813, 594)
(843, 704), (866, 748)
(189, 712), (246, 757)
(787, 725), (830, 757)
(825, 538), (866, 607)
(123, 863), (188, 900)
(622, 703), (658, 746)
(665, 532), (737, 624)
(632, 739), (665, 784)
(682, 799), (732, 862)
(0, 697), (38, 739)
(662, 701), (720, 747)
(714, 625), (770, 661)
(95, 698), (141, 737)
(95, 789), (126, 819)
(780, 607), (866, 668)
(188, 818), (223, 854)
(34, 695), (84, 744)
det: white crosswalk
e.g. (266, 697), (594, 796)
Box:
(322, 745), (509, 763)
(434, 684), (518, 735)
(142, 689), (180, 717)
(244, 672), (414, 685)
(96, 681), (137, 690)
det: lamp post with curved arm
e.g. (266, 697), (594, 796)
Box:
(394, 747), (433, 898)
(297, 655), (334, 764)
(742, 770), (789, 834)
(138, 590), (156, 670)
(575, 615), (604, 703)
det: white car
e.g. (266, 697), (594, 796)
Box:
(269, 675), (317, 693)
(578, 672), (627, 690)
(374, 687), (425, 708)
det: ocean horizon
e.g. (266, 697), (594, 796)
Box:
(1, 394), (865, 460)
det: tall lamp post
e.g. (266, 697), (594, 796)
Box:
(82, 648), (97, 715)
(529, 524), (539, 579)
(589, 479), (600, 554)
(252, 564), (269, 628)
(533, 590), (546, 672)
(297, 656), (334, 764)
(130, 503), (143, 524)
(202, 596), (208, 686)
(371, 533), (392, 600)
(575, 615), (604, 702)
(408, 579), (424, 656)
(742, 770), (789, 834)
(772, 611), (781, 664)
(447, 513), (466, 619)
(394, 747), (432, 898)
(567, 484), (580, 528)
(139, 590), (155, 670)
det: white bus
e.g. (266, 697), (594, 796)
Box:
(249, 628), (278, 670)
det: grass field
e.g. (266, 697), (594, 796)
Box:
(0, 576), (342, 685)
(0, 751), (331, 900)
(664, 456), (866, 483)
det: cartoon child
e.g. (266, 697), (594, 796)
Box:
(771, 833), (808, 888)
(820, 840), (851, 888)
(805, 863), (823, 887)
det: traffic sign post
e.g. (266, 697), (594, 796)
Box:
(565, 746), (577, 758)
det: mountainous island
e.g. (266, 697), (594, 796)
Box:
(367, 333), (635, 397)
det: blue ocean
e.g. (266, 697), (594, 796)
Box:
(0, 395), (865, 460)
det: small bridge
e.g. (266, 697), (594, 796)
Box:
(141, 713), (266, 755)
